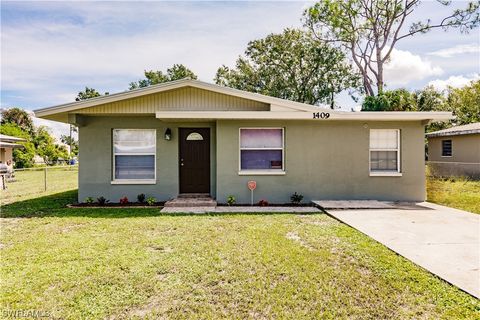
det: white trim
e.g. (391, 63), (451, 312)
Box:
(369, 172), (403, 177)
(156, 111), (453, 121)
(239, 127), (285, 173)
(369, 129), (401, 175)
(112, 129), (157, 183)
(238, 170), (286, 176)
(111, 179), (156, 185)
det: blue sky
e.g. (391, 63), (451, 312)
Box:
(1, 1), (479, 136)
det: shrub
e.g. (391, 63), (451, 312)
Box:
(119, 196), (129, 205)
(290, 192), (304, 205)
(146, 197), (156, 206)
(84, 197), (94, 204)
(137, 193), (146, 203)
(227, 195), (236, 206)
(258, 199), (269, 207)
(97, 196), (109, 206)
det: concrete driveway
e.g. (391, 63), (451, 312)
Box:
(327, 202), (479, 298)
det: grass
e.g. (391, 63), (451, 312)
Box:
(427, 176), (480, 214)
(0, 166), (78, 205)
(1, 191), (479, 319)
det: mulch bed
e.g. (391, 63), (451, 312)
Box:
(67, 202), (165, 208)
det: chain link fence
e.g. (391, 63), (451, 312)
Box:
(0, 165), (78, 205)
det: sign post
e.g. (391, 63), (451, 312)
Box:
(247, 180), (256, 206)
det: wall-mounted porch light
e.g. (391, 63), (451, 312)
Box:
(164, 128), (172, 141)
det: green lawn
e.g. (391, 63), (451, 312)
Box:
(427, 176), (480, 214)
(1, 191), (479, 319)
(0, 166), (78, 205)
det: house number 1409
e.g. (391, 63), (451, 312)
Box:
(313, 112), (330, 119)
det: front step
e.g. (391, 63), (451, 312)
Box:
(164, 195), (217, 208)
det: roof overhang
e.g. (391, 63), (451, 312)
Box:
(0, 142), (25, 149)
(156, 111), (454, 122)
(426, 129), (480, 138)
(33, 78), (454, 124)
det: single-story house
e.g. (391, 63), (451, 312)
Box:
(426, 123), (480, 179)
(34, 79), (452, 204)
(0, 134), (26, 164)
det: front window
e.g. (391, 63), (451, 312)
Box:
(369, 129), (400, 174)
(240, 128), (284, 172)
(442, 140), (452, 157)
(113, 129), (156, 181)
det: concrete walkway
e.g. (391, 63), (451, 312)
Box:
(161, 206), (321, 214)
(327, 202), (479, 298)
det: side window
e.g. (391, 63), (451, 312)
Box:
(442, 140), (452, 157)
(369, 129), (400, 173)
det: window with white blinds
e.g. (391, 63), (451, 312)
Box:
(369, 129), (400, 173)
(113, 129), (156, 181)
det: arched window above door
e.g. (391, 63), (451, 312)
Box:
(186, 132), (204, 141)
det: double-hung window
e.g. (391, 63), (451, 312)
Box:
(239, 128), (284, 174)
(112, 129), (156, 183)
(369, 129), (401, 176)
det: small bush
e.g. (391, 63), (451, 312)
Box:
(97, 196), (109, 206)
(258, 199), (269, 207)
(290, 192), (304, 205)
(146, 197), (156, 206)
(119, 196), (129, 205)
(84, 197), (94, 204)
(137, 193), (146, 203)
(227, 195), (236, 206)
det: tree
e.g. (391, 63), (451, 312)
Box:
(75, 87), (103, 101)
(445, 79), (480, 126)
(34, 126), (68, 164)
(60, 134), (78, 156)
(129, 64), (198, 90)
(413, 85), (446, 112)
(0, 107), (35, 134)
(362, 88), (417, 111)
(0, 123), (35, 168)
(305, 0), (479, 96)
(215, 29), (361, 108)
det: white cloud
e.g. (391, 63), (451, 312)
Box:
(428, 44), (480, 58)
(383, 49), (443, 86)
(428, 73), (480, 91)
(1, 1), (305, 108)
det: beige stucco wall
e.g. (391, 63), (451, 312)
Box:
(216, 120), (426, 203)
(0, 148), (13, 164)
(427, 134), (480, 178)
(78, 116), (426, 203)
(428, 134), (480, 163)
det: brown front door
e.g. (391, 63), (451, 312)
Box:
(179, 128), (210, 194)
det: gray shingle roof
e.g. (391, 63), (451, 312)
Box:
(426, 122), (480, 137)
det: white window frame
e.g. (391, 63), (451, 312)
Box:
(441, 139), (453, 157)
(369, 129), (402, 177)
(111, 129), (157, 184)
(238, 127), (286, 176)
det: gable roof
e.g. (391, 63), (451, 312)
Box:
(426, 122), (480, 137)
(34, 79), (329, 119)
(34, 78), (453, 123)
